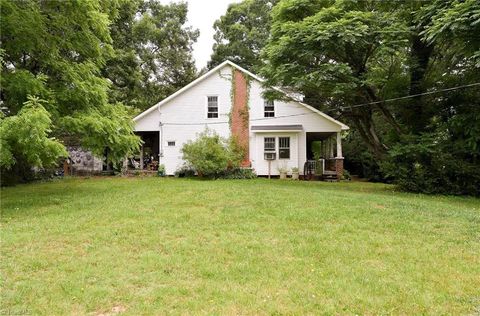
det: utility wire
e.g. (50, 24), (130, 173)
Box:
(342, 82), (480, 110)
(161, 82), (480, 126)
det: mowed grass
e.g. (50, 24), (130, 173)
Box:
(1, 177), (479, 315)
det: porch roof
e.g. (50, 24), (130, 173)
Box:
(251, 125), (303, 132)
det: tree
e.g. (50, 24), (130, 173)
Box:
(104, 0), (198, 111)
(0, 96), (68, 183)
(262, 0), (419, 158)
(261, 0), (480, 194)
(208, 0), (277, 72)
(0, 0), (140, 182)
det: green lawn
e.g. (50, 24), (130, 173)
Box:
(1, 177), (479, 315)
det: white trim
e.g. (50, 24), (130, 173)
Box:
(134, 60), (349, 131)
(252, 130), (302, 133)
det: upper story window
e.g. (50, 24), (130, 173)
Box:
(207, 96), (218, 118)
(279, 137), (290, 159)
(264, 100), (275, 117)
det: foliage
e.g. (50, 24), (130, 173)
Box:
(174, 164), (196, 178)
(262, 0), (411, 158)
(0, 0), (143, 183)
(208, 0), (277, 72)
(341, 169), (351, 181)
(104, 0), (198, 111)
(2, 177), (479, 314)
(0, 96), (67, 170)
(181, 129), (245, 178)
(219, 168), (257, 179)
(157, 164), (166, 177)
(61, 103), (140, 164)
(382, 88), (480, 196)
(421, 0), (480, 67)
(261, 0), (480, 195)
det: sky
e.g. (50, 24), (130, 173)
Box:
(160, 0), (243, 70)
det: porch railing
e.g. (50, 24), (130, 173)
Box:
(303, 158), (340, 180)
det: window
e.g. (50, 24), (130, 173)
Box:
(264, 100), (274, 117)
(279, 137), (290, 159)
(167, 141), (175, 147)
(264, 137), (276, 160)
(207, 96), (218, 118)
(264, 137), (275, 152)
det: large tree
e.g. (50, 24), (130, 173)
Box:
(262, 0), (480, 194)
(104, 0), (198, 111)
(208, 0), (277, 72)
(0, 0), (140, 183)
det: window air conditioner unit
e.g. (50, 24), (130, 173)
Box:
(264, 152), (276, 160)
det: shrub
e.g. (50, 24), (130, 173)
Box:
(174, 164), (196, 178)
(181, 129), (246, 178)
(342, 169), (351, 181)
(381, 133), (480, 196)
(157, 164), (166, 177)
(220, 168), (257, 179)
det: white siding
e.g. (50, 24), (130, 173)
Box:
(135, 65), (233, 174)
(247, 80), (341, 175)
(253, 133), (299, 176)
(134, 64), (343, 176)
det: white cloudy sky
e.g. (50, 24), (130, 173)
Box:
(160, 0), (243, 70)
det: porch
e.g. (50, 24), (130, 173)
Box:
(125, 131), (160, 173)
(304, 131), (344, 181)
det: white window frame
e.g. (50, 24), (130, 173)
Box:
(278, 137), (290, 159)
(206, 95), (219, 119)
(264, 100), (275, 118)
(264, 137), (276, 153)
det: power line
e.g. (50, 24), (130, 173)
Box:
(342, 82), (480, 110)
(161, 82), (480, 126)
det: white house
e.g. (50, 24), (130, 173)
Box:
(133, 60), (349, 178)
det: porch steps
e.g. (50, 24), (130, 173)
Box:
(322, 171), (338, 182)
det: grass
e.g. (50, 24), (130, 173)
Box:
(1, 177), (479, 315)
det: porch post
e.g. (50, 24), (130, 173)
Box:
(140, 144), (144, 170)
(329, 137), (334, 158)
(335, 131), (344, 180)
(336, 132), (343, 158)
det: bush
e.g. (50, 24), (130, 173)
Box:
(342, 169), (351, 181)
(220, 168), (257, 179)
(174, 164), (196, 178)
(157, 164), (166, 177)
(181, 129), (245, 178)
(381, 133), (480, 196)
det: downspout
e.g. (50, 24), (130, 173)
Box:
(158, 106), (163, 165)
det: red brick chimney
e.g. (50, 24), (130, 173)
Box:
(231, 69), (250, 167)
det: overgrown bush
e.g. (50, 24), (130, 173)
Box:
(181, 129), (245, 178)
(381, 133), (480, 196)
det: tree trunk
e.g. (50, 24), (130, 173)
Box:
(405, 33), (434, 132)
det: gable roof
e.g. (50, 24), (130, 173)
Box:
(134, 60), (349, 130)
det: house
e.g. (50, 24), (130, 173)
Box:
(133, 60), (349, 178)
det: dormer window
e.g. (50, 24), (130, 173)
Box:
(264, 100), (274, 117)
(207, 96), (218, 118)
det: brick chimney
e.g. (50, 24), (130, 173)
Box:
(231, 69), (250, 167)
